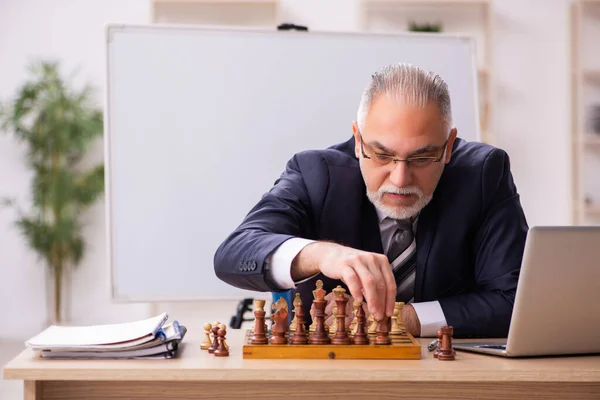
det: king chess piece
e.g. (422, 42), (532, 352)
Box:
(309, 281), (330, 344)
(269, 297), (289, 344)
(290, 294), (308, 344)
(437, 326), (456, 361)
(352, 302), (369, 345)
(331, 286), (352, 345)
(250, 299), (268, 345)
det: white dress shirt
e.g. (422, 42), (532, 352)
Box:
(264, 208), (448, 337)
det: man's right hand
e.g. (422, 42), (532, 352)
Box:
(291, 241), (396, 321)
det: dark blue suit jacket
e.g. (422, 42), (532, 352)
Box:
(214, 137), (529, 338)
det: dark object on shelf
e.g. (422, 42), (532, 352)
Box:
(229, 298), (255, 329)
(277, 23), (308, 31)
(408, 21), (442, 33)
(589, 104), (600, 134)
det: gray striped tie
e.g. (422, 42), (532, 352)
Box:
(387, 218), (416, 303)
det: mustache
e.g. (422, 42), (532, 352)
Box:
(378, 185), (423, 197)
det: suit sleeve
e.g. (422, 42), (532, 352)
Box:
(439, 149), (529, 338)
(213, 152), (324, 293)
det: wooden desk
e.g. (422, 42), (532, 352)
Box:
(4, 332), (600, 400)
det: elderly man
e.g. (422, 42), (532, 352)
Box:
(214, 63), (528, 338)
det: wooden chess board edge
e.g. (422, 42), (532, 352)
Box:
(242, 330), (421, 360)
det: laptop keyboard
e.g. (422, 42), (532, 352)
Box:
(477, 344), (507, 350)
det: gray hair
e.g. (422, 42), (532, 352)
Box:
(356, 63), (452, 134)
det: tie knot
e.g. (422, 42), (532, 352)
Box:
(395, 218), (413, 231)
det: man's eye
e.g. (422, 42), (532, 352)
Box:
(375, 154), (392, 160)
(412, 158), (433, 164)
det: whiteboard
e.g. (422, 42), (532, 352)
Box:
(105, 24), (480, 302)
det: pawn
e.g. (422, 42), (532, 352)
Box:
(200, 323), (212, 350)
(208, 321), (220, 353)
(218, 323), (230, 351)
(214, 328), (230, 357)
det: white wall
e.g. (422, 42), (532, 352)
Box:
(0, 0), (574, 341)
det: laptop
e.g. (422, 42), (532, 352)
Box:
(453, 226), (600, 357)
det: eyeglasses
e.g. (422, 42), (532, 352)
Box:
(359, 133), (448, 169)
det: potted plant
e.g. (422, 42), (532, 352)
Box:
(0, 61), (104, 325)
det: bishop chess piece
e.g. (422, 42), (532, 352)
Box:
(390, 302), (407, 335)
(289, 293), (302, 332)
(290, 294), (308, 344)
(352, 301), (369, 345)
(309, 280), (330, 344)
(331, 286), (352, 345)
(208, 321), (221, 353)
(214, 327), (230, 357)
(437, 326), (456, 361)
(269, 297), (289, 344)
(251, 299), (268, 345)
(201, 323), (212, 350)
(374, 315), (392, 345)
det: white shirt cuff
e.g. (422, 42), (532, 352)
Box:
(265, 238), (316, 289)
(410, 301), (447, 337)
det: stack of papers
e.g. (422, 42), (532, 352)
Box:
(25, 313), (186, 359)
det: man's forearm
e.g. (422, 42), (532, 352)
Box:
(290, 241), (324, 281)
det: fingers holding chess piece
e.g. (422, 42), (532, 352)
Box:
(201, 323), (212, 350)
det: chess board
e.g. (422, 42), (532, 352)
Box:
(242, 330), (421, 360)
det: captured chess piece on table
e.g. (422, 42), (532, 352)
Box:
(437, 326), (456, 361)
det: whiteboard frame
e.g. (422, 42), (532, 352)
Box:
(104, 23), (480, 302)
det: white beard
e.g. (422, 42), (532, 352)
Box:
(367, 184), (432, 220)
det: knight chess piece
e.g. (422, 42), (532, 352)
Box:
(437, 326), (456, 361)
(251, 299), (268, 345)
(348, 300), (360, 336)
(208, 321), (221, 353)
(200, 322), (212, 350)
(290, 294), (308, 344)
(309, 281), (330, 344)
(352, 302), (369, 345)
(391, 302), (406, 335)
(374, 315), (392, 345)
(214, 327), (230, 357)
(331, 286), (352, 345)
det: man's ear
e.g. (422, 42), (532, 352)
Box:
(352, 121), (361, 159)
(444, 128), (458, 164)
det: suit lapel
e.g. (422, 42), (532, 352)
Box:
(415, 195), (439, 301)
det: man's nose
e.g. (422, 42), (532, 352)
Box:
(388, 161), (412, 188)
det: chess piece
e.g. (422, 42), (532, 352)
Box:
(309, 280), (330, 344)
(208, 321), (220, 353)
(437, 326), (456, 361)
(270, 297), (289, 344)
(352, 301), (369, 345)
(433, 330), (443, 358)
(201, 323), (212, 350)
(391, 302), (406, 335)
(289, 293), (302, 332)
(290, 294), (308, 344)
(214, 327), (230, 357)
(348, 300), (360, 335)
(218, 323), (229, 351)
(367, 313), (377, 334)
(330, 286), (352, 345)
(309, 280), (324, 332)
(251, 299), (268, 345)
(374, 315), (392, 345)
(328, 305), (338, 335)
